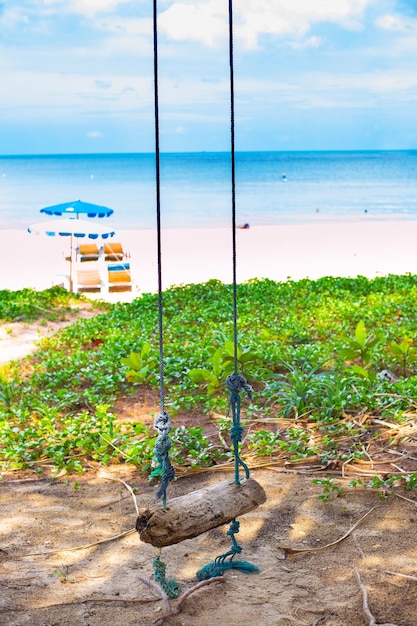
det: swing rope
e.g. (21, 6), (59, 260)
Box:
(151, 0), (178, 598)
(150, 0), (258, 588)
(224, 0), (253, 487)
(151, 0), (175, 511)
(225, 0), (252, 487)
(196, 0), (257, 582)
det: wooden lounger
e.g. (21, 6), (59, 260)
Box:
(107, 263), (132, 292)
(78, 243), (100, 262)
(76, 268), (103, 292)
(104, 242), (125, 262)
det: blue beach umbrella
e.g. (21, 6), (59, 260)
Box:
(40, 199), (114, 219)
(28, 218), (116, 292)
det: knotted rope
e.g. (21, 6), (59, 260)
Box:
(151, 410), (175, 508)
(225, 0), (252, 487)
(195, 0), (260, 583)
(153, 555), (180, 598)
(226, 372), (252, 484)
(196, 374), (256, 580)
(151, 0), (175, 508)
(151, 0), (179, 594)
(196, 519), (259, 581)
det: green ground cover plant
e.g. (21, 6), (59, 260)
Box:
(0, 286), (85, 322)
(1, 276), (417, 491)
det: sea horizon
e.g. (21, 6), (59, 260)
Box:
(1, 147), (417, 155)
(1, 149), (417, 231)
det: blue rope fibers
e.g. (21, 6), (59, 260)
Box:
(153, 555), (180, 599)
(196, 375), (259, 580)
(226, 372), (253, 484)
(151, 411), (175, 509)
(196, 519), (259, 581)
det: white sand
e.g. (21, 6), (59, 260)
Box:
(1, 220), (417, 301)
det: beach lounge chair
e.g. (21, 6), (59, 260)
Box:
(75, 267), (104, 293)
(77, 243), (101, 262)
(107, 262), (132, 292)
(104, 242), (126, 262)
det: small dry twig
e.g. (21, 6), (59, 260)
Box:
(11, 597), (159, 611)
(138, 575), (225, 625)
(8, 528), (136, 558)
(96, 468), (140, 515)
(354, 568), (397, 626)
(139, 576), (170, 614)
(279, 505), (379, 558)
(385, 571), (417, 582)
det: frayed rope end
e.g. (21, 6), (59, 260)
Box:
(196, 560), (260, 581)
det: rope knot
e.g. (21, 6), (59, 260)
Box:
(154, 410), (171, 436)
(154, 434), (171, 456)
(230, 424), (243, 443)
(227, 519), (240, 536)
(152, 411), (175, 507)
(152, 556), (179, 599)
(226, 372), (253, 399)
(163, 464), (175, 484)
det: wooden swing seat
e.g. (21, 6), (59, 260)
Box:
(136, 477), (266, 548)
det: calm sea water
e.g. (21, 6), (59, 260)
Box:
(1, 151), (417, 230)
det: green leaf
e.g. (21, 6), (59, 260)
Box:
(121, 352), (143, 370)
(354, 321), (367, 347)
(188, 368), (214, 383)
(349, 364), (371, 379)
(211, 348), (224, 378)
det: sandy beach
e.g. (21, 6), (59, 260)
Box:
(1, 220), (417, 300)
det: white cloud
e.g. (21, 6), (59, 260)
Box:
(91, 17), (153, 57)
(0, 70), (153, 120)
(374, 12), (417, 56)
(70, 0), (130, 14)
(376, 13), (417, 33)
(87, 130), (104, 138)
(158, 0), (228, 47)
(95, 80), (112, 89)
(93, 16), (152, 36)
(232, 65), (417, 112)
(291, 35), (322, 50)
(0, 6), (29, 28)
(5, 64), (411, 124)
(38, 0), (135, 18)
(370, 71), (417, 95)
(158, 0), (376, 48)
(0, 0), (377, 52)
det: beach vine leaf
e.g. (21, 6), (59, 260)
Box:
(389, 339), (417, 377)
(121, 344), (158, 385)
(347, 364), (377, 382)
(339, 320), (382, 365)
(189, 341), (259, 395)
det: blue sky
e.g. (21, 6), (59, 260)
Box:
(1, 0), (417, 154)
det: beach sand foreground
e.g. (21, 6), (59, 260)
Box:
(1, 466), (416, 626)
(1, 220), (417, 299)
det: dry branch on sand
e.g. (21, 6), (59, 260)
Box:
(139, 575), (225, 625)
(354, 569), (398, 626)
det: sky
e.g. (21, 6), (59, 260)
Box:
(1, 0), (417, 154)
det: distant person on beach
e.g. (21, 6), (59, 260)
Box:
(237, 223), (250, 229)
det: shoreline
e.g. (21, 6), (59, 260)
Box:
(1, 221), (417, 301)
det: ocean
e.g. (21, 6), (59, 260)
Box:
(1, 150), (417, 230)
